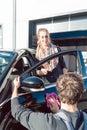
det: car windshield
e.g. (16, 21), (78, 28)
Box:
(0, 51), (14, 76)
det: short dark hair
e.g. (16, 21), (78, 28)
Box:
(56, 72), (84, 104)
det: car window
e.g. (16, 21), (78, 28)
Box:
(11, 56), (33, 80)
(64, 54), (78, 72)
(82, 51), (87, 74)
(29, 51), (82, 85)
(22, 57), (32, 71)
(0, 51), (14, 76)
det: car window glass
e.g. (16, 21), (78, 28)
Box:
(22, 57), (31, 71)
(82, 51), (87, 74)
(30, 51), (81, 85)
(0, 51), (14, 76)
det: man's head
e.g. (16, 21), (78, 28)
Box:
(56, 72), (84, 105)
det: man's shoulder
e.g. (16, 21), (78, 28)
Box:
(82, 111), (87, 120)
(53, 110), (87, 130)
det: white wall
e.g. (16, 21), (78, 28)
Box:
(0, 0), (87, 49)
(0, 0), (13, 49)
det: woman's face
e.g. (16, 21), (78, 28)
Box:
(39, 31), (49, 48)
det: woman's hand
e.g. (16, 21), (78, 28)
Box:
(41, 68), (48, 75)
(63, 68), (68, 74)
(36, 68), (48, 76)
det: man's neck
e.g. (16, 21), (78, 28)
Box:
(61, 102), (78, 112)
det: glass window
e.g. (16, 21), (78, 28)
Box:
(82, 51), (87, 73)
(0, 51), (14, 76)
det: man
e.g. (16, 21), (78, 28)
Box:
(11, 72), (87, 130)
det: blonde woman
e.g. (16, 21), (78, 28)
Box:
(36, 28), (67, 82)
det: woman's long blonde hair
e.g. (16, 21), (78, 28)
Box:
(36, 28), (51, 58)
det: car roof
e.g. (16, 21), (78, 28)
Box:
(0, 48), (36, 55)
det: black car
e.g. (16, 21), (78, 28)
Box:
(0, 48), (87, 130)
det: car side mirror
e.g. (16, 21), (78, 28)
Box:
(21, 76), (45, 92)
